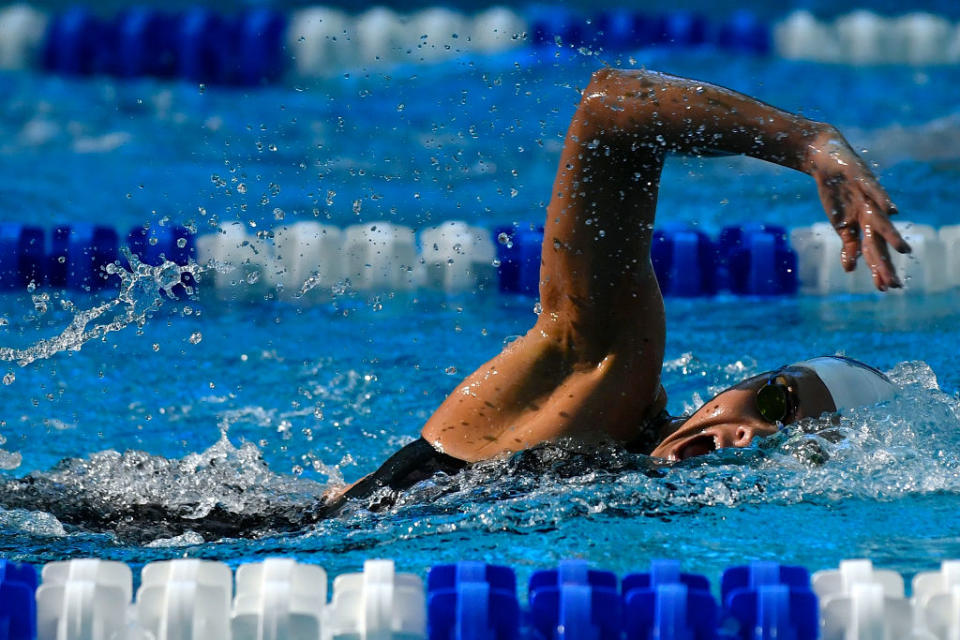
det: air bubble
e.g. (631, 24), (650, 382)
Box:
(2, 373), (14, 385)
(189, 332), (202, 345)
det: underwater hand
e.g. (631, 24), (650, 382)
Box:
(808, 127), (911, 291)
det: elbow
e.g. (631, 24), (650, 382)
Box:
(578, 69), (624, 130)
(584, 68), (625, 101)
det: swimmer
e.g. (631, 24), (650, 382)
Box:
(333, 68), (910, 508)
(0, 69), (910, 540)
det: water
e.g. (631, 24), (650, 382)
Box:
(1, 44), (960, 588)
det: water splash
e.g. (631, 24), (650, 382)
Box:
(0, 253), (203, 367)
(0, 360), (956, 546)
(0, 433), (328, 543)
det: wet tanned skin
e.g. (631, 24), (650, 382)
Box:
(420, 68), (909, 463)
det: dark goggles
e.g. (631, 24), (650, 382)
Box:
(755, 371), (799, 425)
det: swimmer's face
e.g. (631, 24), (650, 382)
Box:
(649, 367), (836, 461)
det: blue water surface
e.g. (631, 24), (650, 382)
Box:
(0, 45), (959, 589)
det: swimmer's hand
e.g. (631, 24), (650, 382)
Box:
(807, 127), (911, 291)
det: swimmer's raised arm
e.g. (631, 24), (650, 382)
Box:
(421, 67), (912, 466)
(581, 68), (910, 290)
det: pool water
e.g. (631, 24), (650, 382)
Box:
(1, 45), (959, 589)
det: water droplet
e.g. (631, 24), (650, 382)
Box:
(155, 265), (180, 292)
(237, 183), (247, 194)
(189, 332), (202, 345)
(152, 343), (160, 352)
(445, 366), (458, 375)
(273, 208), (285, 220)
(533, 302), (542, 315)
(176, 238), (187, 249)
(3, 373), (14, 385)
(246, 271), (260, 284)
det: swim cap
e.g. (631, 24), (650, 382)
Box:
(793, 356), (897, 412)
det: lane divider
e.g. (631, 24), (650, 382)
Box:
(3, 6), (959, 82)
(4, 557), (960, 639)
(1, 220), (958, 298)
(776, 10), (960, 65)
(0, 222), (194, 293)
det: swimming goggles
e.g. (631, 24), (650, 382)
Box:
(755, 370), (799, 426)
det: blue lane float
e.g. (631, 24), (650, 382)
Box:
(593, 9), (659, 50)
(42, 6), (106, 75)
(41, 6), (288, 85)
(651, 224), (718, 297)
(0, 559), (38, 640)
(175, 8), (230, 84)
(234, 9), (288, 87)
(47, 224), (119, 291)
(529, 7), (764, 52)
(656, 11), (709, 47)
(624, 583), (718, 640)
(428, 562), (520, 640)
(622, 559), (711, 593)
(718, 224), (799, 295)
(0, 223), (44, 291)
(529, 561), (621, 640)
(717, 10), (773, 54)
(721, 562), (819, 640)
(112, 7), (176, 78)
(494, 224), (544, 296)
(126, 225), (195, 268)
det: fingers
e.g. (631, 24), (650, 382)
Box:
(837, 222), (861, 272)
(862, 224), (900, 291)
(863, 192), (911, 255)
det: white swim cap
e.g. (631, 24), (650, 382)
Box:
(793, 356), (897, 412)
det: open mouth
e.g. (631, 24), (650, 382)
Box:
(675, 434), (717, 461)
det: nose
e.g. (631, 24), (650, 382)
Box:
(709, 424), (759, 449)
